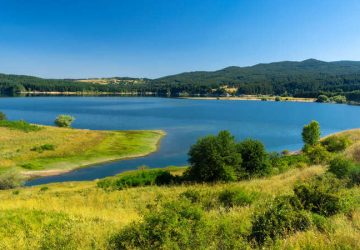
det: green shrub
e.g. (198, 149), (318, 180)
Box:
(268, 152), (306, 174)
(275, 96), (281, 101)
(348, 166), (360, 186)
(12, 190), (20, 195)
(281, 149), (290, 155)
(0, 111), (7, 121)
(321, 135), (350, 152)
(218, 188), (258, 208)
(304, 144), (331, 165)
(40, 186), (49, 192)
(330, 95), (347, 104)
(328, 157), (360, 186)
(250, 195), (312, 245)
(186, 130), (242, 182)
(0, 171), (24, 190)
(31, 144), (56, 153)
(97, 169), (175, 190)
(109, 201), (210, 249)
(328, 157), (353, 178)
(213, 220), (248, 249)
(0, 120), (42, 132)
(237, 139), (271, 178)
(54, 114), (75, 128)
(302, 121), (321, 146)
(180, 189), (201, 203)
(311, 213), (331, 232)
(294, 175), (344, 216)
(21, 162), (44, 170)
(316, 95), (329, 103)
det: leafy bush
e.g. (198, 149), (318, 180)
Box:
(21, 162), (43, 170)
(302, 121), (321, 146)
(321, 135), (350, 152)
(304, 144), (331, 165)
(0, 120), (42, 132)
(180, 189), (201, 203)
(294, 175), (344, 216)
(348, 166), (360, 186)
(281, 149), (290, 155)
(54, 114), (75, 128)
(328, 157), (353, 178)
(31, 144), (56, 153)
(186, 130), (242, 182)
(275, 96), (281, 101)
(0, 171), (24, 190)
(311, 213), (331, 232)
(316, 95), (329, 103)
(218, 188), (258, 208)
(109, 201), (210, 249)
(237, 139), (271, 178)
(40, 186), (49, 192)
(268, 152), (308, 174)
(97, 169), (176, 190)
(329, 157), (360, 186)
(0, 111), (7, 121)
(250, 195), (312, 245)
(330, 95), (347, 104)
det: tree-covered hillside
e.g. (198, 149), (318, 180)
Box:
(154, 59), (360, 98)
(1, 59), (360, 101)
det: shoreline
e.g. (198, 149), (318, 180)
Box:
(181, 96), (317, 103)
(22, 130), (166, 179)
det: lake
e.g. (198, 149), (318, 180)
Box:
(1, 97), (360, 186)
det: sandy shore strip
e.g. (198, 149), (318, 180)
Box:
(181, 96), (316, 102)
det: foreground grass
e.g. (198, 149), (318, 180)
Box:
(0, 166), (330, 249)
(0, 124), (164, 177)
(0, 128), (359, 249)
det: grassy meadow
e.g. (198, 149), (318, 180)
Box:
(0, 165), (358, 249)
(0, 122), (164, 177)
(0, 124), (359, 249)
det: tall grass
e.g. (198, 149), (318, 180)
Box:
(0, 166), (330, 249)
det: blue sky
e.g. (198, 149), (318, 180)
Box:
(0, 0), (360, 78)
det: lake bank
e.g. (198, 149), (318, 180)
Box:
(16, 92), (316, 103)
(182, 95), (316, 102)
(0, 123), (165, 179)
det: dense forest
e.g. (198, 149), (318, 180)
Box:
(1, 59), (360, 102)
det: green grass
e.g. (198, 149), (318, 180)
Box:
(0, 120), (42, 132)
(0, 129), (359, 249)
(0, 124), (164, 178)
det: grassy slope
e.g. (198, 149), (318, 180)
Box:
(0, 129), (359, 249)
(0, 166), (358, 249)
(0, 166), (327, 249)
(0, 125), (164, 177)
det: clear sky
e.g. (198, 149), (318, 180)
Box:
(0, 0), (360, 78)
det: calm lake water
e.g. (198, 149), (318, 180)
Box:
(1, 97), (360, 186)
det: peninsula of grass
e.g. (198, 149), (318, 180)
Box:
(0, 120), (165, 178)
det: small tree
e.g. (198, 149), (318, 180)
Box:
(302, 121), (320, 146)
(54, 114), (75, 128)
(0, 112), (7, 121)
(237, 139), (270, 177)
(186, 130), (242, 182)
(316, 95), (329, 103)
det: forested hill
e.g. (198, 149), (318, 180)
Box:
(156, 59), (360, 85)
(1, 59), (360, 102)
(154, 59), (360, 96)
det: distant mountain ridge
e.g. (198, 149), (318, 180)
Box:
(153, 59), (360, 86)
(1, 59), (360, 102)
